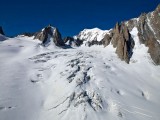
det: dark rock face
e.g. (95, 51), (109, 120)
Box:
(111, 23), (120, 48)
(34, 26), (64, 46)
(112, 23), (134, 63)
(53, 28), (64, 46)
(0, 26), (5, 35)
(64, 36), (74, 43)
(64, 36), (75, 46)
(137, 13), (160, 65)
(126, 4), (160, 65)
(102, 22), (134, 63)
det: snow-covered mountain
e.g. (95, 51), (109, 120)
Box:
(75, 28), (110, 46)
(0, 4), (160, 120)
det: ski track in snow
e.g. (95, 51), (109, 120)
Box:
(0, 36), (160, 120)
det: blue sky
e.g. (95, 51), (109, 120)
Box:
(0, 0), (159, 37)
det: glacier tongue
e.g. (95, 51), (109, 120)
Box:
(0, 36), (160, 120)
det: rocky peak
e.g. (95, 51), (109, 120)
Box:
(102, 33), (112, 47)
(125, 4), (160, 65)
(111, 22), (121, 48)
(0, 26), (5, 35)
(53, 28), (64, 46)
(34, 25), (64, 46)
(115, 22), (120, 34)
(112, 23), (134, 63)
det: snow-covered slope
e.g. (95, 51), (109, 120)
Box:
(76, 28), (110, 46)
(0, 33), (160, 120)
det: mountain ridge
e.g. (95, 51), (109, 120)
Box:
(0, 4), (160, 64)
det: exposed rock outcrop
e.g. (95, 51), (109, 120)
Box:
(0, 26), (5, 35)
(126, 4), (160, 65)
(53, 28), (65, 46)
(111, 23), (120, 48)
(102, 33), (112, 47)
(34, 25), (64, 46)
(64, 36), (74, 43)
(102, 22), (134, 63)
(112, 23), (135, 63)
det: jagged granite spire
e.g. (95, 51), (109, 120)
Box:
(34, 25), (64, 47)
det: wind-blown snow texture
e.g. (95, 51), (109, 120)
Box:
(0, 29), (160, 120)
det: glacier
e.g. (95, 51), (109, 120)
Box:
(0, 29), (160, 120)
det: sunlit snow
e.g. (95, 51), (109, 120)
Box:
(0, 31), (160, 120)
